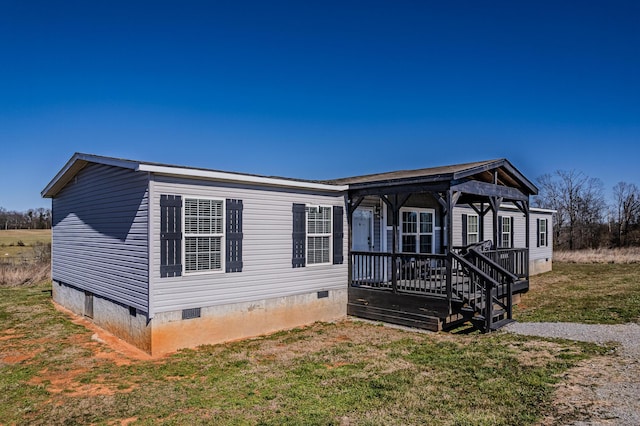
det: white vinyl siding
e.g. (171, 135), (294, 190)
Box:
(467, 214), (479, 244)
(149, 175), (347, 315)
(184, 198), (224, 273)
(501, 216), (512, 248)
(306, 206), (331, 265)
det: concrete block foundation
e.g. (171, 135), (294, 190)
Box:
(52, 280), (347, 356)
(529, 258), (553, 276)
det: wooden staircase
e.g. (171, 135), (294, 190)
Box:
(450, 244), (523, 332)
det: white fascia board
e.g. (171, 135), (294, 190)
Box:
(530, 207), (556, 214)
(497, 203), (556, 214)
(137, 164), (349, 192)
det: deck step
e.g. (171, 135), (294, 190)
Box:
(347, 303), (442, 331)
(489, 318), (516, 331)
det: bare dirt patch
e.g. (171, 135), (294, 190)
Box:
(54, 302), (153, 363)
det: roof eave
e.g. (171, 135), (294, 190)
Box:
(138, 164), (348, 192)
(41, 153), (140, 198)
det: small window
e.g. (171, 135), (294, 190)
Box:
(184, 198), (224, 273)
(467, 214), (479, 244)
(501, 216), (512, 248)
(538, 218), (548, 247)
(306, 206), (332, 265)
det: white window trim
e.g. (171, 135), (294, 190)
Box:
(501, 216), (512, 248)
(182, 197), (226, 275)
(539, 218), (548, 247)
(467, 214), (479, 245)
(305, 204), (332, 266)
(400, 207), (435, 254)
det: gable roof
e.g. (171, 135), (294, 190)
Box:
(329, 158), (538, 196)
(41, 153), (349, 198)
(42, 153), (537, 199)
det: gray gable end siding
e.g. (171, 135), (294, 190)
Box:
(52, 163), (150, 312)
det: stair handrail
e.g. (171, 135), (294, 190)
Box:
(450, 250), (502, 332)
(466, 248), (518, 285)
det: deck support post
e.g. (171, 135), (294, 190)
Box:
(488, 196), (503, 249)
(524, 200), (530, 280)
(379, 193), (410, 294)
(445, 189), (454, 303)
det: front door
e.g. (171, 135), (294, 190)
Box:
(352, 208), (374, 280)
(353, 208), (373, 251)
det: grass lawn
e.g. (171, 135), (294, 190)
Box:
(1, 282), (608, 426)
(516, 262), (640, 324)
(0, 229), (51, 258)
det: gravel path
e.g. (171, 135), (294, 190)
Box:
(504, 322), (640, 426)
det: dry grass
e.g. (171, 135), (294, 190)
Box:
(555, 247), (640, 264)
(0, 260), (51, 286)
(0, 230), (51, 286)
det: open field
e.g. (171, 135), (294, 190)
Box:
(0, 229), (51, 286)
(516, 262), (640, 324)
(0, 282), (609, 426)
(554, 247), (640, 264)
(0, 229), (51, 258)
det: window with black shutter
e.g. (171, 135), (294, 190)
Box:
(332, 206), (344, 264)
(160, 195), (182, 277)
(292, 203), (306, 267)
(226, 199), (243, 273)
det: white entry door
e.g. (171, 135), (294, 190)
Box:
(353, 208), (373, 251)
(352, 208), (374, 280)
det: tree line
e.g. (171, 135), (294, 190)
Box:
(0, 207), (52, 230)
(534, 170), (640, 250)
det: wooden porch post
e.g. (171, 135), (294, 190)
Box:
(479, 202), (485, 241)
(391, 194), (399, 294)
(347, 196), (353, 287)
(489, 196), (503, 249)
(524, 199), (530, 280)
(446, 189), (454, 302)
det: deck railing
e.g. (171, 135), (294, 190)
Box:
(453, 245), (528, 279)
(464, 248), (518, 286)
(482, 248), (528, 279)
(350, 251), (448, 297)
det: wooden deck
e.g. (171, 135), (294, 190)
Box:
(348, 248), (529, 332)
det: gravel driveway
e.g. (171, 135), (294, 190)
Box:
(504, 322), (640, 426)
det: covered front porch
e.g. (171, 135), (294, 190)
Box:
(332, 159), (538, 332)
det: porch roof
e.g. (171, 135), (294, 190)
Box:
(329, 158), (537, 201)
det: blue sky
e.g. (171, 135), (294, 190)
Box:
(1, 0), (639, 211)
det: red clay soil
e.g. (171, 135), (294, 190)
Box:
(53, 303), (154, 362)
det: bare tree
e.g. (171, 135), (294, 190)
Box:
(534, 170), (606, 249)
(612, 182), (640, 246)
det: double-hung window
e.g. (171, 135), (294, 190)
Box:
(538, 218), (547, 247)
(467, 214), (479, 244)
(306, 206), (332, 265)
(401, 209), (434, 253)
(184, 198), (224, 273)
(501, 216), (512, 248)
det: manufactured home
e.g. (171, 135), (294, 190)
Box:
(42, 153), (553, 355)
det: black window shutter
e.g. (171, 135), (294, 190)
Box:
(510, 216), (514, 248)
(160, 195), (182, 277)
(536, 219), (541, 247)
(461, 214), (468, 246)
(332, 206), (344, 264)
(292, 203), (306, 268)
(226, 199), (243, 273)
(498, 215), (503, 248)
